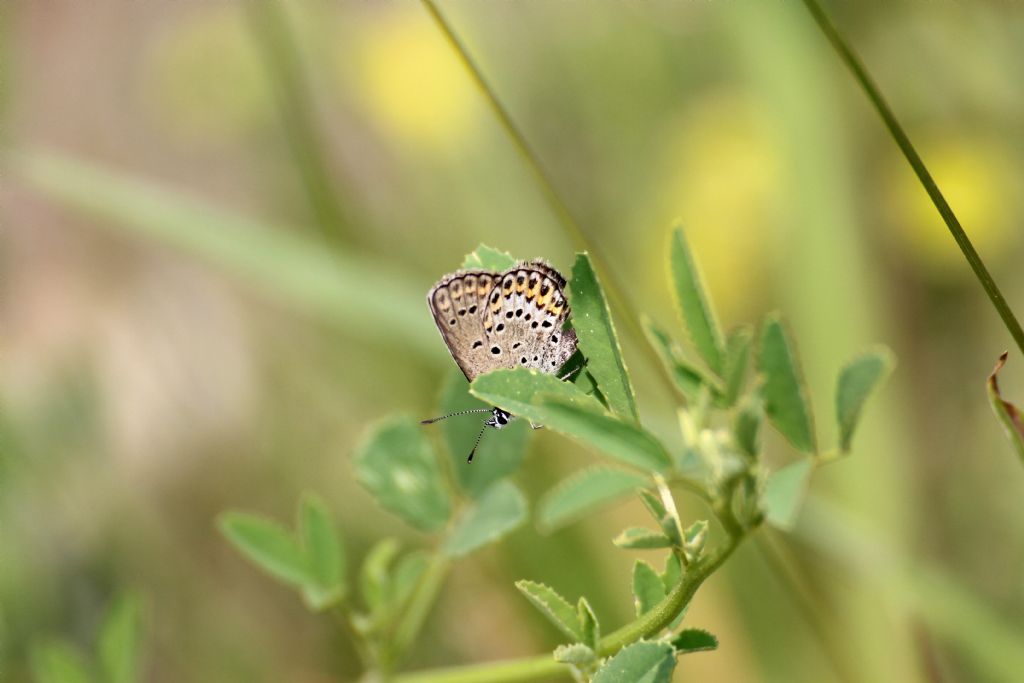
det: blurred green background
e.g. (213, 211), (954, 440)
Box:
(3, 1), (1023, 681)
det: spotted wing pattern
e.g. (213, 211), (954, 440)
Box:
(428, 260), (578, 382)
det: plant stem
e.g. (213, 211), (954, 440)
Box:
(246, 0), (350, 245)
(393, 535), (741, 683)
(419, 0), (675, 397)
(799, 0), (1024, 357)
(388, 553), (453, 669)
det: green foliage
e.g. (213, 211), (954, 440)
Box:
(642, 316), (709, 403)
(758, 314), (817, 454)
(98, 593), (144, 683)
(592, 640), (676, 683)
(836, 347), (895, 452)
(211, 234), (894, 682)
(218, 512), (311, 587)
(670, 227), (725, 376)
(218, 494), (346, 610)
(569, 252), (639, 422)
(577, 597), (600, 650)
(31, 592), (145, 683)
(353, 416), (452, 532)
(631, 561), (665, 617)
(762, 459), (815, 529)
(613, 527), (673, 550)
(988, 353), (1024, 462)
(515, 581), (583, 641)
(670, 628), (719, 654)
(536, 467), (648, 533)
(299, 494), (347, 609)
(443, 480), (527, 557)
(438, 370), (528, 497)
(31, 642), (94, 683)
(462, 244), (518, 271)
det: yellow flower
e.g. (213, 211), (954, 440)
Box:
(882, 133), (1021, 274)
(348, 8), (481, 151)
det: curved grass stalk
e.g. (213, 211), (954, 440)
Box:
(799, 0), (1024, 357)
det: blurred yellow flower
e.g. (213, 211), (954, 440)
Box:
(348, 8), (481, 151)
(143, 6), (274, 141)
(655, 91), (783, 321)
(883, 134), (1021, 274)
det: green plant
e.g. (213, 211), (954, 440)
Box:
(30, 593), (145, 683)
(219, 235), (892, 682)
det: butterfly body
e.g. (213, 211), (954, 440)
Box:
(424, 260), (579, 461)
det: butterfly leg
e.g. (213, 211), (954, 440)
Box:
(529, 421), (544, 430)
(559, 358), (588, 383)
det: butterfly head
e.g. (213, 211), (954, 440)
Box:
(485, 407), (512, 430)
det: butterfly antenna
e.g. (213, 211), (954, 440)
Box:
(467, 423), (488, 463)
(420, 408), (492, 425)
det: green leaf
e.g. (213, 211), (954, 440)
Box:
(569, 253), (639, 422)
(553, 643), (596, 665)
(763, 459), (814, 530)
(758, 314), (816, 453)
(661, 553), (682, 592)
(299, 493), (345, 610)
(592, 640), (676, 683)
(437, 370), (527, 497)
(471, 367), (606, 423)
(723, 326), (753, 407)
(444, 481), (527, 557)
(642, 316), (708, 404)
(539, 398), (673, 472)
(353, 416), (452, 532)
(515, 580), (582, 641)
(577, 597), (599, 649)
(31, 641), (94, 683)
(390, 550), (429, 613)
(632, 560), (666, 617)
(638, 490), (683, 547)
(218, 511), (310, 587)
(682, 520), (708, 561)
(10, 150), (439, 358)
(537, 467), (649, 533)
(670, 628), (719, 654)
(359, 539), (400, 614)
(472, 370), (670, 471)
(98, 593), (143, 683)
(988, 353), (1024, 463)
(462, 244), (518, 271)
(734, 396), (763, 459)
(836, 346), (894, 452)
(670, 227), (725, 376)
(613, 527), (673, 550)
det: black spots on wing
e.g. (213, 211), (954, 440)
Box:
(516, 274), (525, 286)
(496, 323), (505, 332)
(540, 283), (550, 296)
(468, 305), (477, 314)
(491, 346), (501, 355)
(533, 355), (539, 361)
(520, 356), (528, 364)
(512, 342), (521, 350)
(524, 313), (531, 321)
(505, 311), (514, 319)
(458, 309), (467, 316)
(550, 335), (559, 344)
(542, 320), (553, 328)
(531, 321), (539, 329)
(449, 318), (457, 326)
(491, 292), (500, 303)
(515, 308), (523, 317)
(472, 340), (483, 349)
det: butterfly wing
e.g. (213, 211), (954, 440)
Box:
(427, 271), (500, 382)
(482, 261), (578, 374)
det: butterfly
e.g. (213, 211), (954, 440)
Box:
(421, 260), (581, 462)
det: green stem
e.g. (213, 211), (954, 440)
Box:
(799, 0), (1024, 357)
(393, 535), (741, 683)
(394, 655), (566, 683)
(387, 553), (453, 669)
(419, 0), (675, 397)
(246, 0), (350, 244)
